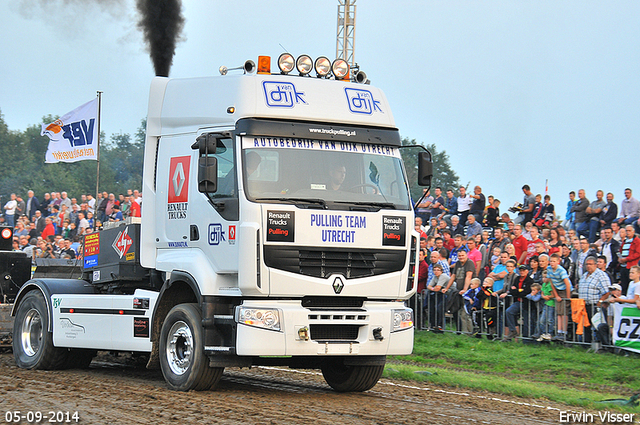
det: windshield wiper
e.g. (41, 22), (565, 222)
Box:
(255, 197), (327, 209)
(333, 201), (396, 210)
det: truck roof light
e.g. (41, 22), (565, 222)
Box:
(257, 56), (271, 74)
(314, 56), (331, 77)
(332, 59), (350, 80)
(277, 53), (295, 74)
(355, 70), (369, 84)
(296, 55), (313, 75)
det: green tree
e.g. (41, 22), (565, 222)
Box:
(400, 137), (460, 202)
(99, 119), (146, 194)
(0, 110), (33, 197)
(0, 111), (146, 201)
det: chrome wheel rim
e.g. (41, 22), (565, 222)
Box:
(21, 308), (43, 357)
(165, 321), (193, 375)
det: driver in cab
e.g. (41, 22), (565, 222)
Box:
(328, 163), (346, 190)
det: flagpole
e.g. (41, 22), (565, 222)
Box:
(545, 179), (548, 197)
(94, 91), (102, 230)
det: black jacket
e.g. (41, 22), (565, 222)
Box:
(508, 275), (533, 302)
(599, 202), (618, 225)
(601, 238), (621, 271)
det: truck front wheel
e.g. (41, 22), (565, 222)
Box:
(159, 303), (224, 391)
(13, 290), (69, 370)
(321, 359), (384, 392)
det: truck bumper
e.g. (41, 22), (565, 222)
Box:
(235, 300), (413, 357)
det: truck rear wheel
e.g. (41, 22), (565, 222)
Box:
(159, 303), (224, 391)
(13, 290), (69, 370)
(321, 359), (384, 392)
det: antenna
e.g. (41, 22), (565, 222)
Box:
(336, 0), (356, 68)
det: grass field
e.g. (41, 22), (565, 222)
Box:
(385, 330), (640, 412)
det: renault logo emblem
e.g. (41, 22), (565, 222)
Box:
(332, 277), (344, 294)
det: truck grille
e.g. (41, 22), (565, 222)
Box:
(300, 250), (374, 278)
(264, 246), (406, 279)
(310, 324), (360, 341)
(302, 297), (364, 308)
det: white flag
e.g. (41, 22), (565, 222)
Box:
(41, 98), (99, 163)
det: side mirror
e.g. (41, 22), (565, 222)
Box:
(193, 132), (226, 193)
(417, 151), (433, 187)
(198, 156), (218, 193)
(194, 133), (218, 155)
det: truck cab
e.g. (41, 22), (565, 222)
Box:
(12, 55), (431, 392)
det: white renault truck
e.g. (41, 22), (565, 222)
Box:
(12, 54), (432, 392)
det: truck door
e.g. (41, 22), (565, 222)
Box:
(192, 135), (239, 273)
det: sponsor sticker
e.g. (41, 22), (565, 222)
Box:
(60, 318), (85, 339)
(243, 137), (399, 158)
(310, 213), (366, 244)
(208, 223), (226, 245)
(168, 241), (188, 248)
(382, 216), (406, 246)
(345, 87), (383, 115)
(267, 210), (294, 242)
(84, 232), (100, 256)
(262, 81), (307, 108)
(133, 298), (150, 309)
(168, 156), (190, 219)
(112, 227), (133, 259)
(84, 255), (98, 268)
(134, 317), (150, 338)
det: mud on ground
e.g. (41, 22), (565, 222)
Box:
(0, 352), (584, 424)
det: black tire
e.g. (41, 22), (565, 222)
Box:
(13, 290), (69, 370)
(159, 303), (224, 391)
(321, 359), (384, 392)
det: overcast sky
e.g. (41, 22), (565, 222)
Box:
(2, 1), (639, 216)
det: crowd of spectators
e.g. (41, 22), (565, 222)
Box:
(414, 184), (640, 348)
(1, 189), (141, 261)
(4, 182), (640, 348)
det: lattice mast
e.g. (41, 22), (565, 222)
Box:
(336, 0), (356, 68)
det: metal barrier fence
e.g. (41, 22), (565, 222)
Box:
(410, 292), (617, 352)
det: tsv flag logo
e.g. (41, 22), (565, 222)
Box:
(41, 98), (99, 163)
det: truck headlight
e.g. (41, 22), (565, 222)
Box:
(237, 307), (281, 331)
(391, 308), (413, 332)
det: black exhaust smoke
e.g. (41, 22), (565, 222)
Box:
(136, 0), (185, 77)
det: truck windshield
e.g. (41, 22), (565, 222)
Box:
(241, 137), (411, 210)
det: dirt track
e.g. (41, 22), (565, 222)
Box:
(0, 352), (578, 425)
